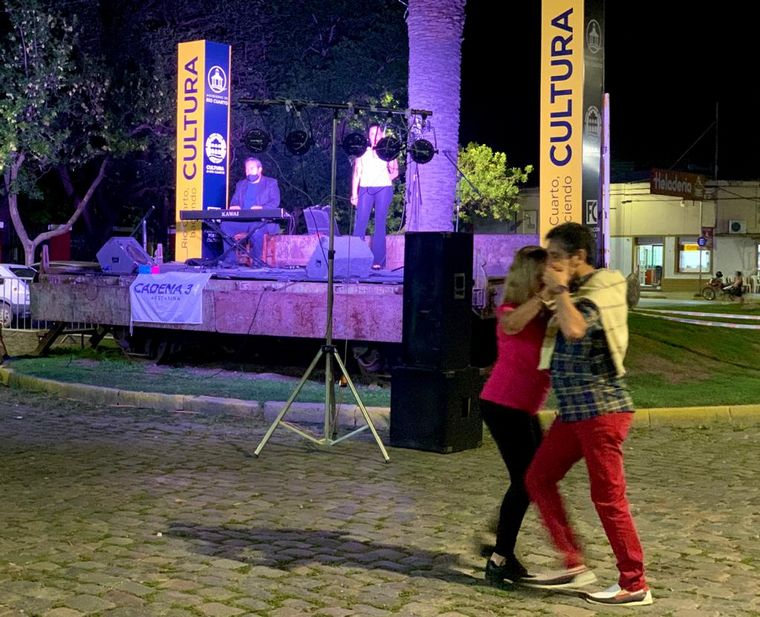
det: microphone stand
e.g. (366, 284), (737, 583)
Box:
(129, 206), (156, 252)
(442, 150), (482, 232)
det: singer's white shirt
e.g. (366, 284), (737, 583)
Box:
(359, 152), (392, 188)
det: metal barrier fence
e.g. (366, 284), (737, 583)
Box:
(1, 273), (96, 335)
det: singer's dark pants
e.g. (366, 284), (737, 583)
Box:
(353, 186), (393, 268)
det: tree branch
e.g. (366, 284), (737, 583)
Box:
(33, 156), (110, 245)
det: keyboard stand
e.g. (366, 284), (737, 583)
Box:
(204, 219), (269, 268)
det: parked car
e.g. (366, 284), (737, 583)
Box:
(0, 264), (37, 328)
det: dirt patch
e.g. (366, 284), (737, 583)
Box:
(1, 329), (85, 357)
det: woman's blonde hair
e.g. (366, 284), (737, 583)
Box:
(501, 245), (547, 305)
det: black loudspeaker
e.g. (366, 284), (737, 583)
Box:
(471, 315), (498, 368)
(402, 232), (473, 369)
(306, 236), (373, 280)
(96, 237), (152, 274)
(390, 365), (483, 453)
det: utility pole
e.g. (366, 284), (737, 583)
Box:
(714, 102), (719, 181)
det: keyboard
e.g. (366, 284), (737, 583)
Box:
(180, 208), (289, 221)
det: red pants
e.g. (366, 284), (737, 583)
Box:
(525, 412), (647, 591)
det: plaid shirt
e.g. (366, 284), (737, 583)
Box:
(550, 299), (634, 422)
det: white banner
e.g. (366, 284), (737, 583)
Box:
(130, 272), (212, 325)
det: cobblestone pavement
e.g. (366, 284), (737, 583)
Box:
(1, 388), (759, 617)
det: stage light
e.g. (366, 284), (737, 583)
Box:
(342, 132), (368, 157)
(284, 130), (312, 155)
(409, 139), (436, 164)
(243, 128), (271, 153)
(374, 136), (402, 162)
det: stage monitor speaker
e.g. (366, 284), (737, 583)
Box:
(402, 232), (473, 370)
(96, 237), (152, 274)
(306, 236), (373, 280)
(390, 365), (483, 453)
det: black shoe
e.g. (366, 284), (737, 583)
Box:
(485, 557), (531, 585)
(479, 543), (495, 558)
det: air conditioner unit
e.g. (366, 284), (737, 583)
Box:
(728, 219), (746, 234)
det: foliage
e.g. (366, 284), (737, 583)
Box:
(1, 0), (410, 261)
(0, 2), (105, 183)
(456, 142), (533, 223)
(0, 0), (173, 263)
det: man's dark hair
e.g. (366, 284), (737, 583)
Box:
(545, 222), (596, 266)
(244, 156), (261, 166)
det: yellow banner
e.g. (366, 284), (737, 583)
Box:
(175, 41), (206, 261)
(539, 0), (584, 241)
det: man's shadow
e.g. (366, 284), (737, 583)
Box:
(167, 522), (479, 586)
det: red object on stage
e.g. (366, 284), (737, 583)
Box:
(49, 229), (71, 261)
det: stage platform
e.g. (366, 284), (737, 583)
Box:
(31, 233), (535, 346)
(33, 262), (404, 343)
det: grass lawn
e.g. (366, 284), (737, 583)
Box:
(5, 302), (760, 409)
(6, 347), (393, 407)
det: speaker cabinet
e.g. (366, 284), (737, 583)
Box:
(402, 232), (473, 369)
(96, 237), (152, 274)
(390, 365), (483, 453)
(306, 236), (373, 280)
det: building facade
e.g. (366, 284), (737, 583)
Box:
(498, 180), (760, 294)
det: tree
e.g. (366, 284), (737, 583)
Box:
(456, 143), (533, 224)
(0, 1), (169, 265)
(405, 0), (466, 231)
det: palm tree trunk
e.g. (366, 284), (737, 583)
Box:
(406, 0), (466, 232)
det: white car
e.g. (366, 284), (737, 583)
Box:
(0, 264), (36, 328)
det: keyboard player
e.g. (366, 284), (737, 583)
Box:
(222, 157), (281, 266)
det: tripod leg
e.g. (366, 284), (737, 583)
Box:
(333, 352), (390, 462)
(324, 350), (337, 441)
(254, 348), (324, 456)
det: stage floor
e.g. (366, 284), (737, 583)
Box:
(198, 263), (404, 285)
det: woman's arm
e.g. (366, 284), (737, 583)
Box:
(501, 295), (545, 335)
(388, 159), (399, 182)
(350, 158), (362, 206)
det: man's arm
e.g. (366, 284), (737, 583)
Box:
(552, 290), (588, 340)
(229, 181), (243, 209)
(261, 178), (281, 209)
(544, 262), (588, 340)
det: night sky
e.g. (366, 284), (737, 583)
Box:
(459, 2), (760, 183)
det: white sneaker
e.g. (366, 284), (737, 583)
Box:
(520, 565), (597, 589)
(586, 583), (653, 606)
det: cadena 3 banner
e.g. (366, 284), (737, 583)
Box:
(129, 272), (212, 327)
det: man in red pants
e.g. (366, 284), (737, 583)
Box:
(524, 223), (652, 607)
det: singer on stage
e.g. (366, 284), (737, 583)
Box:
(350, 125), (398, 270)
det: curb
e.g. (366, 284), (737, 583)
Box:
(2, 367), (759, 429)
(0, 367), (390, 429)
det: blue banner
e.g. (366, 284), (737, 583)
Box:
(201, 41), (232, 259)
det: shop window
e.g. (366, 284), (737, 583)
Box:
(677, 237), (711, 273)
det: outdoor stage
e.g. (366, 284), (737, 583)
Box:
(31, 233), (534, 346)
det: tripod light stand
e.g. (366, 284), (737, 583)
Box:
(248, 100), (430, 462)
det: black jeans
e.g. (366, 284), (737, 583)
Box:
(481, 399), (544, 558)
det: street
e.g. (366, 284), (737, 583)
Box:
(1, 387), (759, 616)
